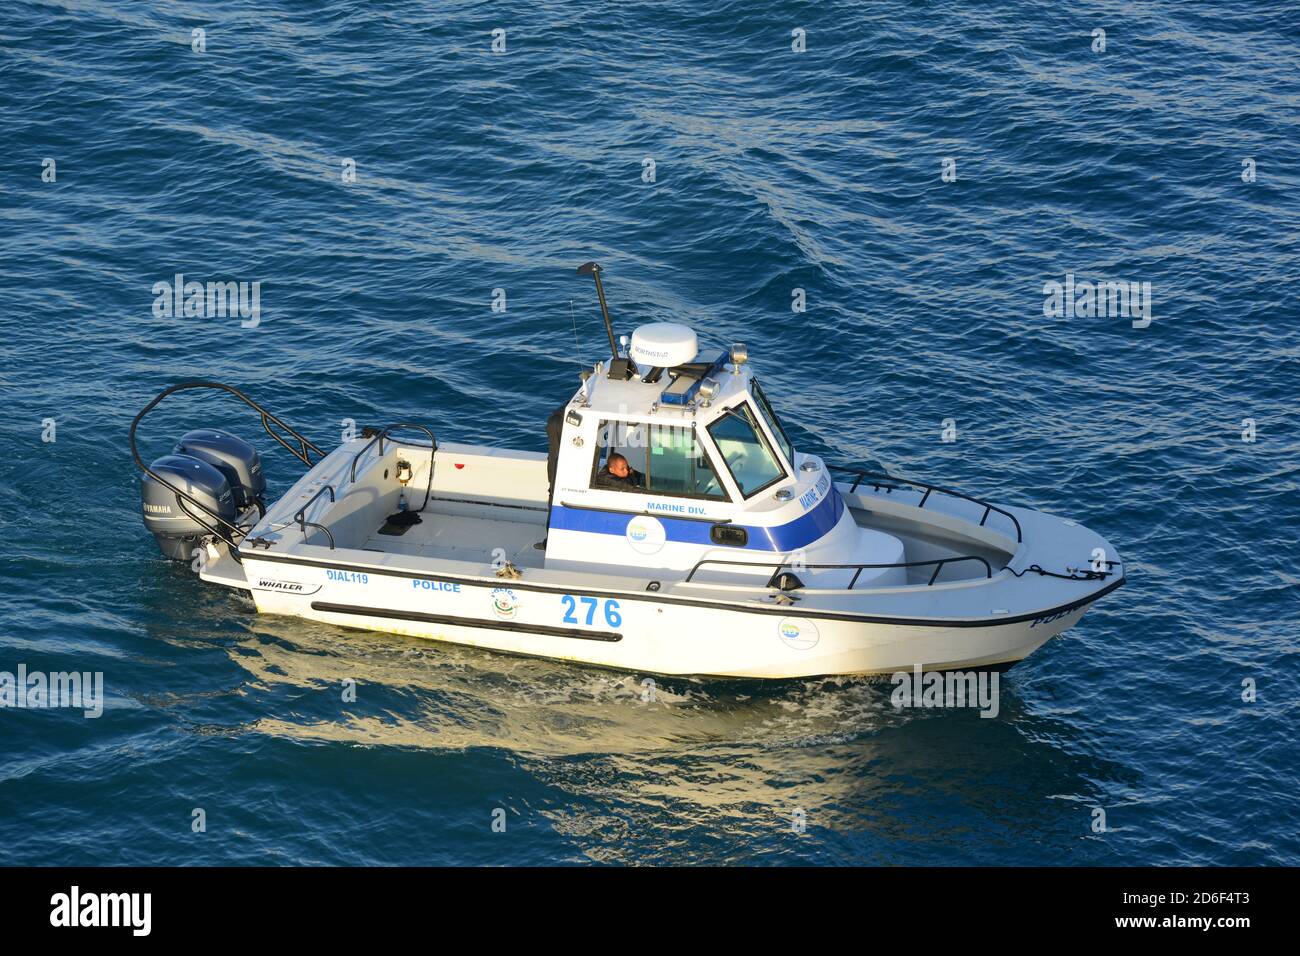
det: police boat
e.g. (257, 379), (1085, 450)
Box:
(131, 262), (1125, 679)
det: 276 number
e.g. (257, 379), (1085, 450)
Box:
(561, 595), (621, 628)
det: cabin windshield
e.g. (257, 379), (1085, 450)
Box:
(706, 404), (787, 498)
(751, 380), (794, 466)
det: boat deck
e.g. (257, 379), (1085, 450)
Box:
(232, 437), (1121, 624)
(361, 506), (548, 570)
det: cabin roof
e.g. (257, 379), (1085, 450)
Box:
(574, 355), (752, 422)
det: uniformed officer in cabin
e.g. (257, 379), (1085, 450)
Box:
(593, 452), (643, 491)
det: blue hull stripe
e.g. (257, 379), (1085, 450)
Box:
(550, 489), (844, 552)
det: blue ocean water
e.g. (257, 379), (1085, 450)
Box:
(1, 0), (1297, 866)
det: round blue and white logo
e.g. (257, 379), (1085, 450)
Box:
(625, 515), (666, 555)
(778, 617), (819, 650)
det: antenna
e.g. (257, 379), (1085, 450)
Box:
(576, 261), (618, 361)
(568, 299), (582, 370)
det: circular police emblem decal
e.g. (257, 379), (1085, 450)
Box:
(625, 515), (666, 555)
(490, 587), (519, 620)
(778, 617), (819, 650)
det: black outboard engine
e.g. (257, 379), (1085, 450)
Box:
(141, 454), (237, 561)
(173, 429), (266, 513)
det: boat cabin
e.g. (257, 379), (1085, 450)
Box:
(543, 323), (904, 587)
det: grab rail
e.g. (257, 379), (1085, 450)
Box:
(130, 380), (324, 468)
(129, 381), (326, 561)
(829, 466), (1023, 543)
(350, 430), (386, 482)
(293, 485), (336, 549)
(684, 555), (994, 588)
(349, 423), (437, 511)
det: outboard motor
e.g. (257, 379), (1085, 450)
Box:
(141, 454), (237, 560)
(173, 429), (266, 513)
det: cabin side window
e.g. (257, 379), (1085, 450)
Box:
(706, 403), (788, 498)
(590, 420), (728, 500)
(646, 423), (728, 499)
(590, 421), (647, 492)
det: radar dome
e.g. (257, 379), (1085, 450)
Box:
(629, 323), (698, 368)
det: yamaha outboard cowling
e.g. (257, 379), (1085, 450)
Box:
(141, 454), (237, 560)
(173, 429), (265, 512)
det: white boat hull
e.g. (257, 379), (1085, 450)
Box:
(240, 555), (1112, 678)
